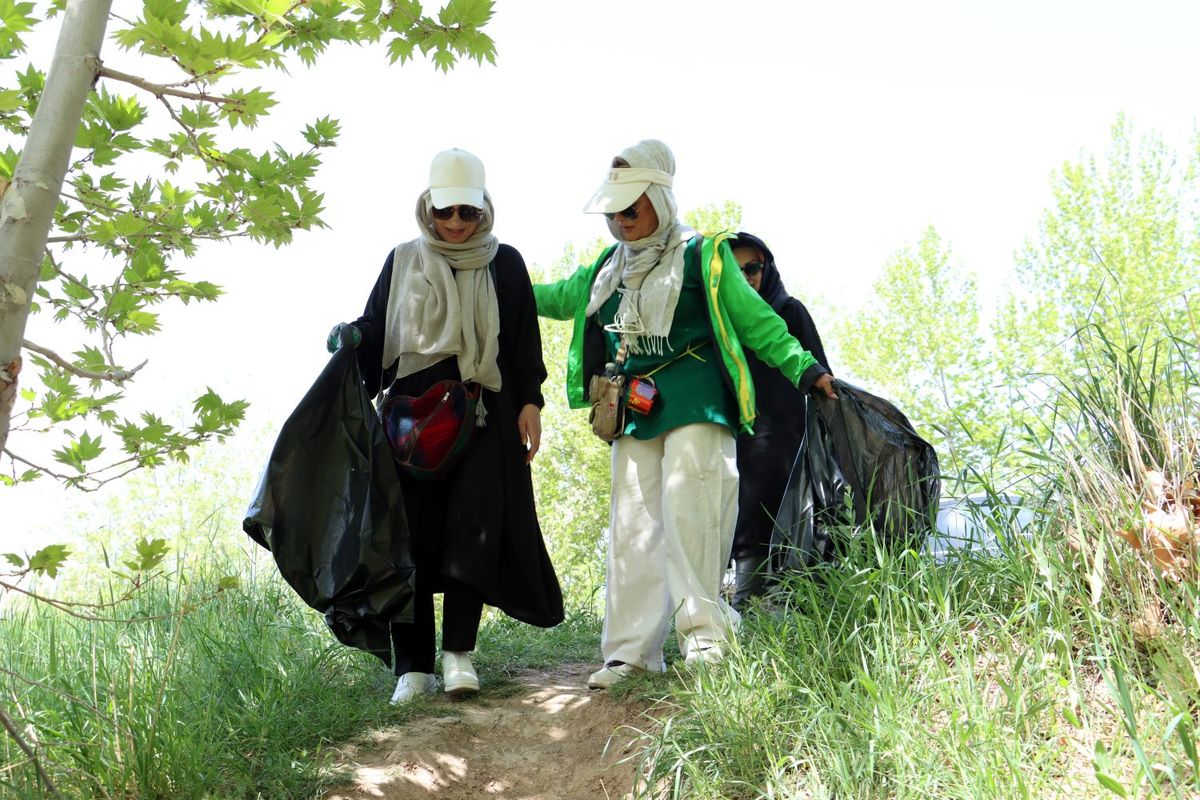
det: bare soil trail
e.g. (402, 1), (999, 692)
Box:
(322, 663), (661, 800)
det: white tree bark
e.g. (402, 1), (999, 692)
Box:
(0, 0), (112, 452)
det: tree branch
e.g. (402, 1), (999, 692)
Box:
(0, 568), (162, 611)
(4, 439), (223, 492)
(22, 339), (146, 383)
(3, 446), (129, 490)
(0, 578), (226, 628)
(0, 577), (205, 624)
(58, 188), (122, 214)
(93, 61), (237, 105)
(0, 700), (61, 799)
(0, 448), (89, 484)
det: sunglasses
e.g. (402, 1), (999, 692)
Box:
(741, 261), (765, 277)
(431, 205), (483, 223)
(604, 203), (640, 222)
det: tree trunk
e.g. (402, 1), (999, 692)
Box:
(0, 0), (111, 453)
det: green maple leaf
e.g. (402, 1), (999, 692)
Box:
(28, 544), (71, 578)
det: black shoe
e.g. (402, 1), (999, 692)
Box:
(732, 556), (768, 613)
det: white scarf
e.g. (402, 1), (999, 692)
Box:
(585, 141), (694, 355)
(381, 190), (502, 391)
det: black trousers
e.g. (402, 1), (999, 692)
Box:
(390, 575), (483, 675)
(390, 466), (483, 676)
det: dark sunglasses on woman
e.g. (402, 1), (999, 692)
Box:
(741, 261), (765, 277)
(604, 204), (639, 222)
(431, 205), (483, 222)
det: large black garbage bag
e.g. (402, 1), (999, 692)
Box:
(243, 348), (414, 665)
(770, 382), (940, 572)
(768, 395), (852, 571)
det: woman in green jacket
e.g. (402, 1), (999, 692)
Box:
(535, 139), (837, 689)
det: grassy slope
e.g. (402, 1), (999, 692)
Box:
(0, 561), (602, 800)
(5, 331), (1197, 799)
(631, 330), (1200, 799)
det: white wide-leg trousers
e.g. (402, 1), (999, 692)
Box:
(601, 422), (741, 670)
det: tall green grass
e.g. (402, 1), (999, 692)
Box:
(633, 325), (1200, 799)
(1, 549), (604, 800)
(2, 558), (405, 800)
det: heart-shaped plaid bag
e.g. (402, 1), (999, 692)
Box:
(381, 380), (482, 480)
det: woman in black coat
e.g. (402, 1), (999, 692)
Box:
(329, 148), (563, 704)
(729, 232), (831, 610)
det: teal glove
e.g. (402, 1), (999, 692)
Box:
(326, 322), (362, 353)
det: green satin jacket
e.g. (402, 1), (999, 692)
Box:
(533, 233), (826, 434)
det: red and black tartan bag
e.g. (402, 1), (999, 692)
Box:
(380, 380), (482, 480)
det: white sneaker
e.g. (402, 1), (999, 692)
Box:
(683, 645), (725, 669)
(389, 672), (435, 705)
(442, 651), (479, 695)
(587, 661), (646, 689)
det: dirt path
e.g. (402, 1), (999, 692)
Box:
(322, 663), (660, 800)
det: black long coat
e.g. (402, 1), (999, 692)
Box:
(732, 237), (832, 562)
(352, 243), (564, 628)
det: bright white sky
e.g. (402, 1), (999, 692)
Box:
(5, 0), (1200, 549)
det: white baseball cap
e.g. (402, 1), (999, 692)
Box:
(429, 148), (486, 209)
(582, 166), (674, 214)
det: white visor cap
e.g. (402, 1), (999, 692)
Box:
(429, 148), (486, 209)
(582, 167), (673, 214)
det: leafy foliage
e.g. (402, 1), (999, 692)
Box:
(121, 535), (170, 572)
(834, 226), (1003, 479)
(832, 116), (1200, 488)
(1001, 114), (1200, 383)
(684, 200), (743, 237)
(1, 0), (496, 489)
(0, 0), (37, 62)
(25, 543), (71, 577)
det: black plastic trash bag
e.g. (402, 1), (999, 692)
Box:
(770, 382), (940, 572)
(244, 347), (415, 665)
(767, 394), (851, 571)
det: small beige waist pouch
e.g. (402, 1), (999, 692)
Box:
(588, 372), (626, 442)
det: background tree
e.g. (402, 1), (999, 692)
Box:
(833, 226), (1003, 481)
(0, 0), (497, 490)
(684, 200), (743, 236)
(1000, 115), (1199, 383)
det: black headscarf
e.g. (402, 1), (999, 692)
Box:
(731, 232), (789, 312)
(729, 231), (831, 372)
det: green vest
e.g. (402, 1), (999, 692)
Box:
(597, 247), (737, 438)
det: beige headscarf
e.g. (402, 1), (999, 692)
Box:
(586, 140), (695, 356)
(381, 190), (502, 391)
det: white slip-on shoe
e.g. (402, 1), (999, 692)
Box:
(442, 651), (480, 695)
(587, 661), (646, 690)
(389, 672), (435, 705)
(682, 645), (725, 669)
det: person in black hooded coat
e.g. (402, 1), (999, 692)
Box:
(728, 232), (832, 610)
